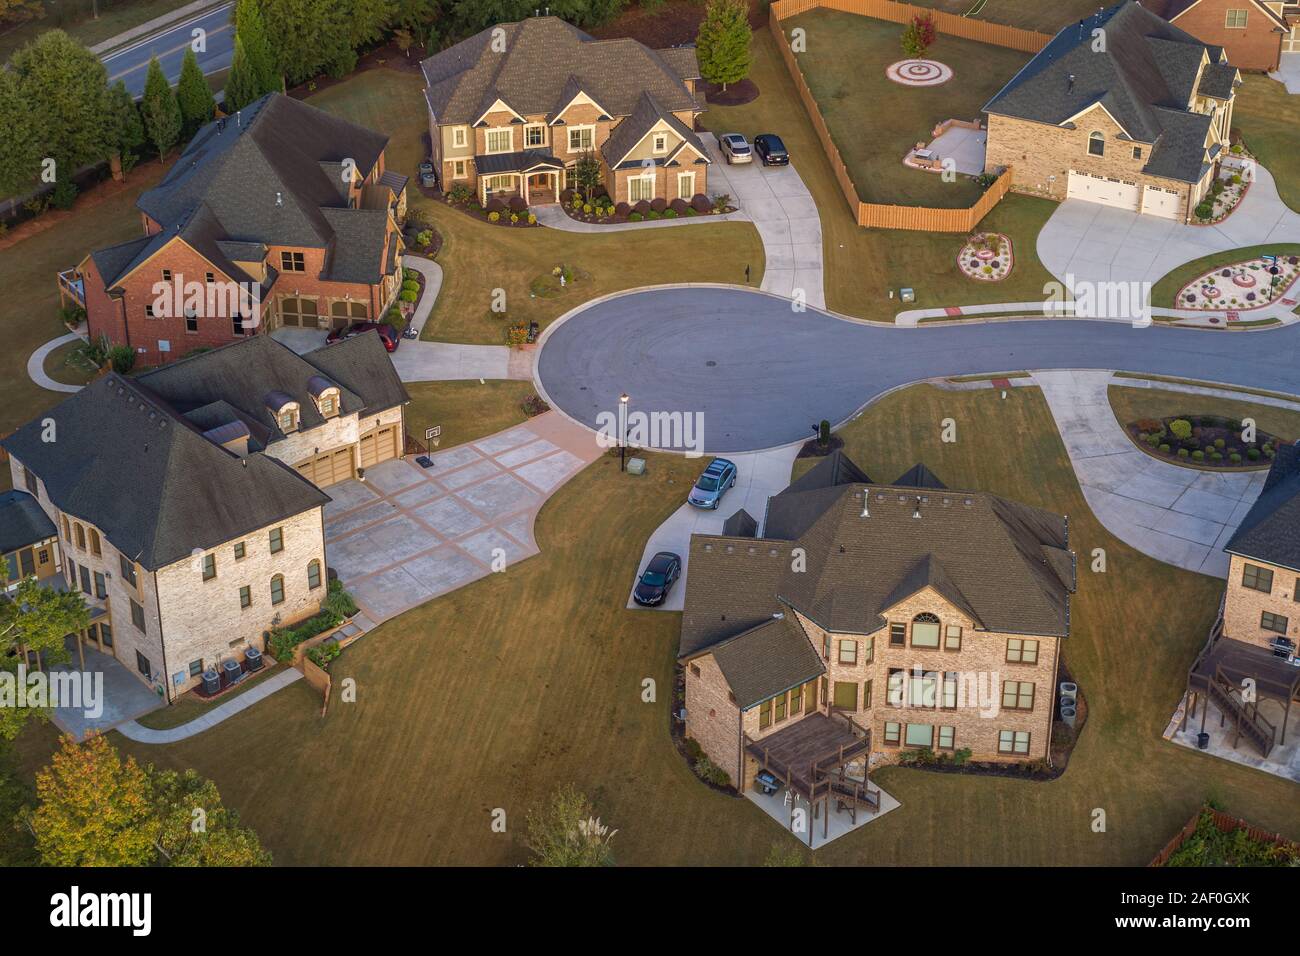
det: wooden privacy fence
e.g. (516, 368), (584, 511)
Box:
(767, 0), (1050, 231)
(1149, 806), (1298, 866)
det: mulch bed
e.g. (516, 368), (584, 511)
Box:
(404, 224), (443, 258)
(670, 662), (741, 798)
(590, 0), (765, 47)
(703, 78), (760, 106)
(1125, 414), (1283, 469)
(796, 435), (845, 458)
(285, 40), (428, 101)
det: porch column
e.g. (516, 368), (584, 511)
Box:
(522, 173), (529, 206)
(77, 630), (84, 670)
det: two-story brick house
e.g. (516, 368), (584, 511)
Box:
(984, 1), (1241, 221)
(680, 454), (1077, 807)
(1141, 0), (1295, 72)
(60, 93), (408, 368)
(420, 15), (711, 207)
(1, 332), (408, 700)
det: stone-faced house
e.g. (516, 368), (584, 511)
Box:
(1, 333), (408, 700)
(1140, 0), (1295, 72)
(680, 453), (1077, 794)
(420, 15), (711, 207)
(60, 94), (408, 368)
(984, 1), (1241, 221)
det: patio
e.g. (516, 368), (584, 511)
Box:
(48, 638), (162, 740)
(1169, 696), (1300, 784)
(745, 779), (901, 850)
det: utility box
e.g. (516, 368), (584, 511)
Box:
(626, 457), (646, 475)
(900, 287), (916, 303)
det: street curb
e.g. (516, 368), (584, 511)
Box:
(91, 0), (231, 56)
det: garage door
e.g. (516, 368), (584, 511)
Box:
(358, 425), (398, 469)
(1140, 185), (1182, 220)
(279, 296), (321, 329)
(1066, 171), (1139, 211)
(296, 447), (355, 487)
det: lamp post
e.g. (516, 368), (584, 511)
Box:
(619, 392), (629, 472)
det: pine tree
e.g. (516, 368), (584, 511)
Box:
(140, 57), (182, 161)
(176, 47), (216, 137)
(224, 36), (262, 112)
(235, 0), (281, 93)
(695, 0), (752, 92)
(106, 80), (145, 164)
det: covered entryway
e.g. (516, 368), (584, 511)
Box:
(525, 172), (558, 205)
(358, 425), (399, 469)
(279, 295), (322, 329)
(1067, 170), (1139, 211)
(1140, 184), (1183, 220)
(296, 447), (356, 488)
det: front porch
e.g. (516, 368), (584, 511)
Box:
(476, 151), (566, 206)
(743, 711), (899, 848)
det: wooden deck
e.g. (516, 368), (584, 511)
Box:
(1185, 635), (1300, 756)
(745, 712), (872, 796)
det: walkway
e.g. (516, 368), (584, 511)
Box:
(895, 298), (1300, 327)
(403, 254), (443, 337)
(117, 667), (303, 744)
(1270, 56), (1300, 95)
(28, 331), (84, 394)
(1033, 370), (1266, 578)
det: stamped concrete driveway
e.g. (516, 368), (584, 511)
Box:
(324, 413), (599, 623)
(1038, 164), (1300, 289)
(1034, 370), (1266, 577)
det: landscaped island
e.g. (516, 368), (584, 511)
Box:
(1126, 414), (1284, 468)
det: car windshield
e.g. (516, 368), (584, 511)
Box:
(696, 475), (720, 492)
(733, 143), (750, 152)
(641, 571), (666, 587)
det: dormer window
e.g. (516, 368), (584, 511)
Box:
(1088, 131), (1105, 156)
(306, 375), (339, 419)
(277, 407), (299, 433)
(319, 394), (337, 417)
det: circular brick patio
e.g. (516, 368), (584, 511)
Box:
(885, 59), (952, 87)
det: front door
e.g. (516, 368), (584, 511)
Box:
(527, 173), (555, 203)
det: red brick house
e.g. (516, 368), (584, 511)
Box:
(1140, 0), (1295, 71)
(59, 94), (408, 367)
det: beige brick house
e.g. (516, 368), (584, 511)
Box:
(2, 333), (408, 701)
(421, 15), (711, 207)
(680, 454), (1076, 825)
(984, 1), (1241, 222)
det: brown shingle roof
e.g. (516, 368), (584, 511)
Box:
(708, 615), (825, 710)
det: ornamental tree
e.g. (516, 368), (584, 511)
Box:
(696, 0), (752, 92)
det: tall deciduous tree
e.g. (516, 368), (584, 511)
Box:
(0, 576), (89, 740)
(0, 0), (44, 25)
(176, 47), (217, 136)
(695, 0), (752, 91)
(10, 30), (114, 175)
(233, 0), (280, 95)
(151, 768), (272, 866)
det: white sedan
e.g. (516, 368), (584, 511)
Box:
(719, 133), (752, 164)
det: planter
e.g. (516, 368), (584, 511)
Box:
(957, 232), (1014, 282)
(1177, 255), (1300, 311)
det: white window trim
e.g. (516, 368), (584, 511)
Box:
(628, 173), (656, 203)
(451, 126), (468, 148)
(567, 125), (595, 153)
(452, 159), (467, 180)
(677, 171), (695, 200)
(1225, 8), (1248, 27)
(652, 132), (669, 154)
(523, 123), (546, 148)
(485, 128), (513, 155)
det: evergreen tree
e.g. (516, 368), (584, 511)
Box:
(140, 56), (182, 160)
(106, 80), (146, 166)
(233, 0), (280, 94)
(0, 68), (39, 198)
(695, 0), (752, 91)
(224, 36), (262, 112)
(176, 47), (216, 136)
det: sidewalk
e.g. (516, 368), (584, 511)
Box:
(28, 330), (86, 394)
(896, 299), (1300, 328)
(116, 666), (303, 744)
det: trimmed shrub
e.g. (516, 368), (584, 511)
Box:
(615, 201), (631, 217)
(485, 197), (507, 214)
(629, 212), (643, 221)
(1159, 443), (1170, 453)
(1192, 450), (1204, 461)
(51, 180), (79, 210)
(1247, 447), (1261, 460)
(1214, 438), (1225, 449)
(1230, 452), (1242, 463)
(650, 197), (667, 213)
(664, 209), (678, 218)
(508, 196), (528, 212)
(488, 211), (500, 222)
(670, 198), (690, 214)
(400, 289), (418, 303)
(691, 193), (712, 213)
(1178, 448), (1190, 458)
(632, 199), (652, 215)
(1169, 419), (1193, 440)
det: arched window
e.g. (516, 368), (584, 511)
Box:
(1088, 131), (1105, 156)
(270, 574), (285, 605)
(74, 523), (86, 550)
(61, 515), (70, 539)
(911, 612), (941, 648)
(89, 529), (101, 557)
(307, 559), (322, 590)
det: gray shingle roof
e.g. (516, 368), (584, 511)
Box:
(708, 615), (826, 710)
(600, 91), (711, 168)
(722, 508), (757, 538)
(0, 374), (329, 571)
(1225, 444), (1300, 572)
(1198, 61), (1238, 99)
(0, 490), (57, 557)
(474, 150), (565, 175)
(303, 334), (410, 417)
(984, 1), (1227, 184)
(421, 16), (700, 126)
(682, 454), (1075, 661)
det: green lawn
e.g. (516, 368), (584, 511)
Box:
(42, 338), (101, 387)
(307, 70), (767, 346)
(1108, 384), (1300, 447)
(786, 9), (1030, 208)
(1150, 243), (1300, 308)
(82, 382), (1300, 865)
(0, 0), (199, 63)
(1234, 75), (1300, 214)
(702, 26), (1059, 319)
(403, 380), (538, 451)
(134, 663), (286, 731)
(909, 0), (1104, 32)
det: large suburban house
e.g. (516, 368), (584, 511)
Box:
(1141, 0), (1297, 72)
(0, 489), (60, 594)
(420, 15), (711, 207)
(680, 453), (1077, 812)
(58, 94), (409, 368)
(1, 333), (408, 699)
(984, 1), (1241, 222)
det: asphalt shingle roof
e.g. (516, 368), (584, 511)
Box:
(1225, 444), (1300, 572)
(0, 490), (57, 556)
(600, 91), (711, 168)
(709, 615), (826, 710)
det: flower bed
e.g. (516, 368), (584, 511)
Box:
(559, 188), (733, 225)
(957, 232), (1013, 281)
(439, 183), (539, 227)
(1177, 255), (1300, 310)
(1125, 414), (1285, 469)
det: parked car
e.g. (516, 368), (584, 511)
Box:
(325, 321), (400, 352)
(418, 160), (437, 188)
(633, 551), (682, 606)
(719, 133), (752, 165)
(754, 134), (790, 167)
(688, 458), (737, 509)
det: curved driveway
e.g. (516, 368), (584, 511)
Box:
(536, 286), (1300, 453)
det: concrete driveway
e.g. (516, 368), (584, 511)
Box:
(1034, 370), (1266, 577)
(1037, 163), (1300, 288)
(705, 135), (825, 308)
(1271, 54), (1300, 94)
(323, 413), (599, 623)
(626, 446), (798, 611)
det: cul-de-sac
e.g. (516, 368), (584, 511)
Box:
(1, 0), (1299, 871)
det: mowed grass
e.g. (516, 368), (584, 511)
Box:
(307, 70), (766, 346)
(1231, 75), (1300, 214)
(909, 0), (1104, 32)
(786, 9), (1030, 207)
(134, 663), (287, 731)
(403, 380), (538, 450)
(93, 384), (1300, 865)
(702, 25), (1060, 318)
(1150, 243), (1300, 307)
(1108, 384), (1300, 445)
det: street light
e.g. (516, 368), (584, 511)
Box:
(619, 392), (629, 472)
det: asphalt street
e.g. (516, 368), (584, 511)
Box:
(536, 286), (1300, 453)
(101, 3), (234, 97)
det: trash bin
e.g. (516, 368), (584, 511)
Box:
(1197, 732), (1210, 750)
(1060, 704), (1076, 729)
